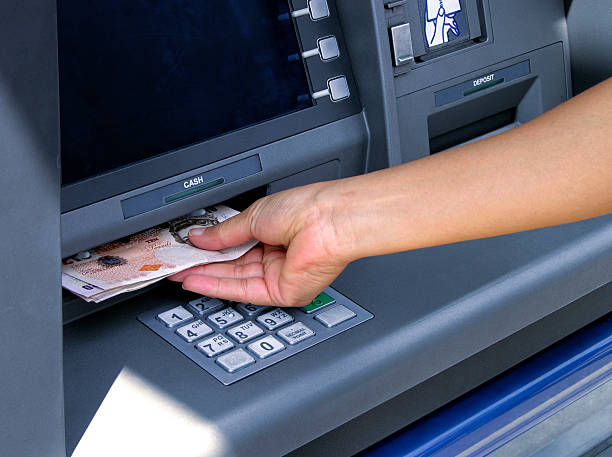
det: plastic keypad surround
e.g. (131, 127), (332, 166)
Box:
(138, 288), (373, 385)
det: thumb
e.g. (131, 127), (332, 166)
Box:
(188, 210), (254, 250)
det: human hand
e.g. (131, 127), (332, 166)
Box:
(168, 182), (352, 307)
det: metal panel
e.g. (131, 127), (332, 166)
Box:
(0, 0), (64, 456)
(566, 0), (612, 94)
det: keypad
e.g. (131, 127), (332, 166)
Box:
(138, 290), (373, 385)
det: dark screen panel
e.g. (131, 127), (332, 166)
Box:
(58, 0), (311, 185)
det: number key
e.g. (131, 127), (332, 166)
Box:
(236, 302), (270, 316)
(157, 306), (193, 328)
(247, 335), (285, 359)
(257, 308), (294, 330)
(227, 321), (265, 343)
(175, 319), (213, 343)
(196, 334), (234, 357)
(207, 308), (243, 329)
(188, 296), (224, 316)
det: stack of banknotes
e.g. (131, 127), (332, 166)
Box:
(62, 205), (257, 302)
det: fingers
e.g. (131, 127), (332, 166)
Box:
(189, 209), (254, 250)
(180, 245), (290, 306)
(182, 274), (274, 305)
(184, 262), (265, 280)
(168, 247), (263, 281)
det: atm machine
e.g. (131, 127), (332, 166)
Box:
(1, 0), (611, 456)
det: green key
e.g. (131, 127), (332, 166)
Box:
(302, 292), (336, 314)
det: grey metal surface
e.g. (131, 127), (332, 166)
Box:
(0, 0), (65, 456)
(336, 0), (404, 171)
(289, 284), (612, 457)
(64, 215), (612, 456)
(566, 0), (612, 94)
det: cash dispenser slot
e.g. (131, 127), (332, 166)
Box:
(120, 155), (262, 218)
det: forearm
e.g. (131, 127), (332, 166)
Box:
(321, 78), (612, 262)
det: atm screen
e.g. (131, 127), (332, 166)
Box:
(58, 0), (312, 186)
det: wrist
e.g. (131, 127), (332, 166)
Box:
(311, 177), (368, 264)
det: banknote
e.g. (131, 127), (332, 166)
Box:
(62, 273), (105, 298)
(62, 273), (162, 302)
(62, 205), (257, 302)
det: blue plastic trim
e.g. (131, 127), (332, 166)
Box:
(359, 313), (612, 457)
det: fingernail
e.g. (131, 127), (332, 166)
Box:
(189, 228), (206, 237)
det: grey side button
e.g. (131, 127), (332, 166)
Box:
(308, 0), (330, 20)
(328, 76), (350, 101)
(315, 305), (356, 328)
(292, 0), (330, 21)
(302, 35), (340, 62)
(313, 76), (350, 102)
(390, 23), (414, 66)
(318, 36), (340, 61)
